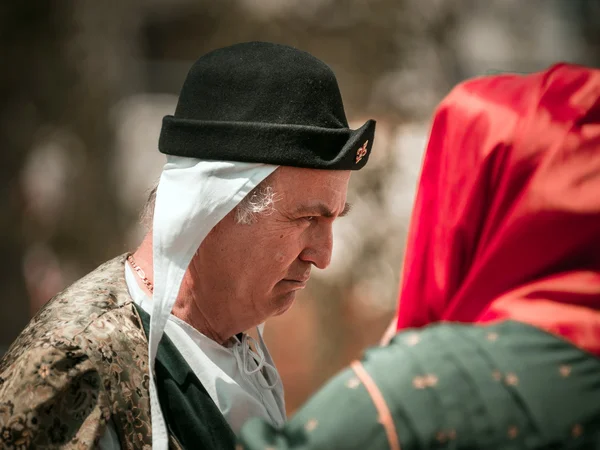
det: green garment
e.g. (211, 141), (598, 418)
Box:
(240, 321), (600, 449)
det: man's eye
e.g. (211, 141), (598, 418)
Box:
(305, 216), (315, 222)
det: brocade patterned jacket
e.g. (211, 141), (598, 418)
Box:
(0, 255), (236, 450)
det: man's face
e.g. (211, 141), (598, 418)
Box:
(190, 166), (351, 330)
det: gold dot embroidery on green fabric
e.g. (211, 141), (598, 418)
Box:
(405, 334), (421, 346)
(413, 374), (438, 389)
(492, 370), (502, 381)
(572, 424), (583, 438)
(508, 426), (519, 439)
(346, 377), (361, 389)
(559, 365), (572, 378)
(436, 429), (457, 443)
(505, 373), (519, 386)
(305, 419), (319, 432)
(425, 374), (438, 385)
(486, 332), (499, 342)
(413, 377), (426, 389)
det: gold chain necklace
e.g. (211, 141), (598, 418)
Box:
(127, 254), (154, 293)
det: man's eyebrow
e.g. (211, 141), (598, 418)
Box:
(294, 202), (352, 218)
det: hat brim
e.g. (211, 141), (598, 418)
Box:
(158, 117), (375, 170)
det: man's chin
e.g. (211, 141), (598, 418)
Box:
(273, 304), (293, 316)
(272, 291), (297, 316)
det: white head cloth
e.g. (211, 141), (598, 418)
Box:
(149, 155), (277, 449)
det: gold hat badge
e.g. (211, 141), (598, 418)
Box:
(355, 140), (368, 164)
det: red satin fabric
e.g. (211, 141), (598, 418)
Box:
(396, 63), (600, 356)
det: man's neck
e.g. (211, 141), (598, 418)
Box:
(131, 243), (234, 345)
(171, 288), (231, 345)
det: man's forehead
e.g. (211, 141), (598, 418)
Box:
(270, 166), (351, 214)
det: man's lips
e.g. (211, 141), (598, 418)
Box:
(281, 277), (310, 288)
(284, 276), (310, 283)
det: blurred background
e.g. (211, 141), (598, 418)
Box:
(1, 0), (599, 415)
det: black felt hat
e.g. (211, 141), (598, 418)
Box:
(158, 42), (375, 170)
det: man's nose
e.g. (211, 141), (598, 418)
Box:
(298, 223), (333, 269)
